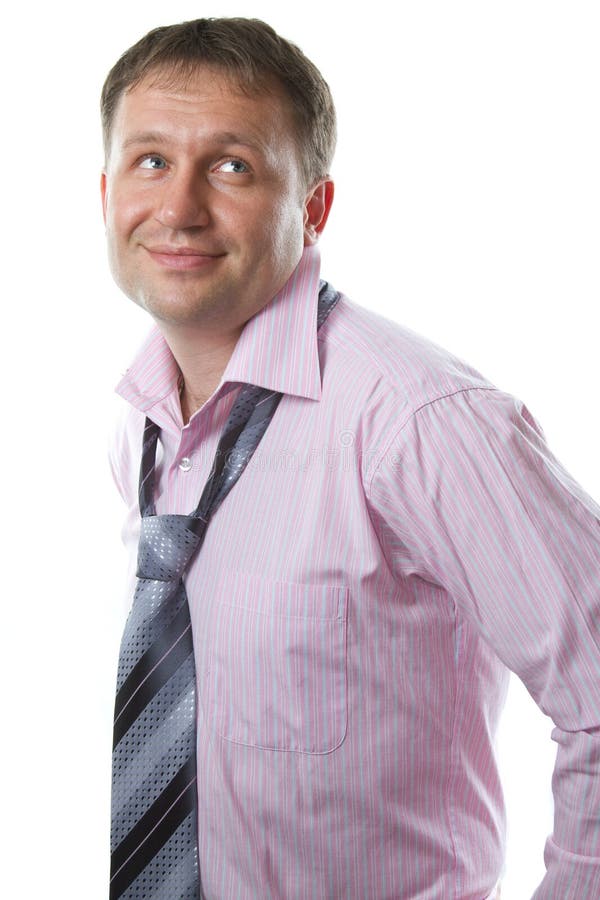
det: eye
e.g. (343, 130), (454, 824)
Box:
(139, 155), (167, 170)
(217, 159), (249, 174)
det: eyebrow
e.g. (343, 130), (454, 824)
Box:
(120, 130), (266, 153)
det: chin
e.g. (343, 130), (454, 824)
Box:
(140, 292), (229, 329)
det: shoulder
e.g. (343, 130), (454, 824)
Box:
(319, 291), (497, 419)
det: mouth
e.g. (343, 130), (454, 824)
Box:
(143, 245), (226, 271)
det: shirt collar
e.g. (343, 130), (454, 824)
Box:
(222, 243), (322, 400)
(115, 243), (324, 417)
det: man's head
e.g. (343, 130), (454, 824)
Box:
(101, 18), (336, 336)
(101, 17), (336, 192)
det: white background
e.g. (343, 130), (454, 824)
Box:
(3, 1), (599, 897)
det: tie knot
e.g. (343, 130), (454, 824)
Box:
(136, 514), (204, 582)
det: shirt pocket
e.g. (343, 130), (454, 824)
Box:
(204, 571), (348, 754)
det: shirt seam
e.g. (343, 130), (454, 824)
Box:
(447, 614), (463, 900)
(365, 386), (501, 499)
(117, 382), (178, 411)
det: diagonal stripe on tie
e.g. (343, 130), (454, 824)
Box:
(110, 763), (197, 898)
(146, 845), (200, 900)
(112, 722), (196, 849)
(126, 814), (199, 900)
(111, 757), (197, 877)
(116, 583), (187, 690)
(112, 714), (195, 836)
(114, 599), (193, 741)
(113, 623), (194, 747)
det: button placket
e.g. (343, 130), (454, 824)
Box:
(176, 417), (204, 475)
(173, 384), (240, 480)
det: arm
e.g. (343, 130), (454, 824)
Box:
(369, 386), (600, 898)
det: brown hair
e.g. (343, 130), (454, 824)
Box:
(100, 17), (336, 187)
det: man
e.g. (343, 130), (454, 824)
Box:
(103, 17), (600, 900)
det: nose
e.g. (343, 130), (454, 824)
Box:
(155, 167), (210, 230)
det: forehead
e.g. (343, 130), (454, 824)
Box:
(111, 65), (297, 150)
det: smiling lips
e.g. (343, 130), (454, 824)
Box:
(144, 245), (226, 270)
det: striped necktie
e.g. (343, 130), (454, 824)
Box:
(110, 282), (339, 899)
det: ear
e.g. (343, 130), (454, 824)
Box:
(303, 179), (334, 246)
(100, 171), (108, 225)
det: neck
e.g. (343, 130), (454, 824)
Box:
(159, 322), (243, 425)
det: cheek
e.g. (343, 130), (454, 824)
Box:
(251, 196), (305, 258)
(104, 191), (147, 286)
(106, 185), (149, 242)
(272, 203), (305, 260)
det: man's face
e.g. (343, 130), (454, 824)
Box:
(101, 67), (331, 334)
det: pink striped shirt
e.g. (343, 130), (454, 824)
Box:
(110, 244), (600, 899)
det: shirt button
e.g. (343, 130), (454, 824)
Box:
(179, 457), (192, 472)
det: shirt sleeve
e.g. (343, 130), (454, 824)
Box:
(107, 399), (136, 507)
(107, 401), (142, 617)
(368, 386), (600, 899)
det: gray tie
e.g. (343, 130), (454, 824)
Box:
(110, 283), (339, 899)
